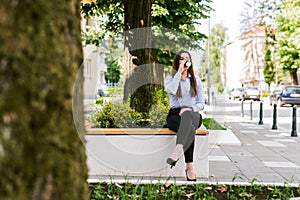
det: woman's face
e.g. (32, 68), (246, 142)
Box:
(179, 52), (190, 66)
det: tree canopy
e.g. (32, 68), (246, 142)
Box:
(202, 23), (227, 93)
(240, 0), (281, 33)
(81, 0), (212, 54)
(274, 0), (300, 85)
(239, 0), (300, 86)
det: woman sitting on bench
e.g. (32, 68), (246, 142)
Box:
(164, 50), (205, 181)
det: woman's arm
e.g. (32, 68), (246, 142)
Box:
(193, 77), (205, 111)
(164, 72), (181, 95)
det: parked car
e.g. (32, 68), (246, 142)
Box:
(269, 85), (300, 107)
(239, 86), (261, 101)
(229, 88), (243, 100)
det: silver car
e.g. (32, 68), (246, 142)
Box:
(229, 88), (243, 100)
(239, 86), (261, 101)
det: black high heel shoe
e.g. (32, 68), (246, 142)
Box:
(185, 170), (196, 182)
(166, 158), (178, 169)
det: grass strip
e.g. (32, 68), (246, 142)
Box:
(89, 182), (300, 199)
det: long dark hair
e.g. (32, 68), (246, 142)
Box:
(172, 50), (198, 97)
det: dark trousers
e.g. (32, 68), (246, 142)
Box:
(167, 109), (202, 163)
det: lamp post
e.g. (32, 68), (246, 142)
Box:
(207, 18), (211, 105)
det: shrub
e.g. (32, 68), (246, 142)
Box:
(148, 103), (168, 128)
(90, 101), (116, 128)
(90, 88), (170, 128)
(109, 101), (139, 128)
(90, 101), (226, 129)
(89, 100), (169, 128)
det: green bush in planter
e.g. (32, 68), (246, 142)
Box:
(148, 103), (168, 128)
(90, 101), (169, 128)
(90, 100), (225, 130)
(109, 101), (139, 128)
(90, 101), (116, 128)
(91, 101), (136, 128)
(90, 88), (170, 128)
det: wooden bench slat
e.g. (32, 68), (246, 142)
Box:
(85, 128), (209, 135)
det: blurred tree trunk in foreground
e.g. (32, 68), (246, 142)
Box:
(0, 1), (89, 200)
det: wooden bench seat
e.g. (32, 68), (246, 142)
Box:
(85, 128), (209, 135)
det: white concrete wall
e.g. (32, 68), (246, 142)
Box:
(86, 135), (209, 178)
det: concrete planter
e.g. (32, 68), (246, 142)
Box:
(85, 128), (209, 179)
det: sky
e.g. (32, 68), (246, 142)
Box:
(198, 0), (246, 89)
(209, 0), (245, 41)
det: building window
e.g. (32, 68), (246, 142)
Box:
(85, 59), (91, 78)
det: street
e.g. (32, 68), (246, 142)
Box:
(209, 95), (300, 133)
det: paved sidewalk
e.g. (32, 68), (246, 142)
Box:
(201, 97), (300, 185)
